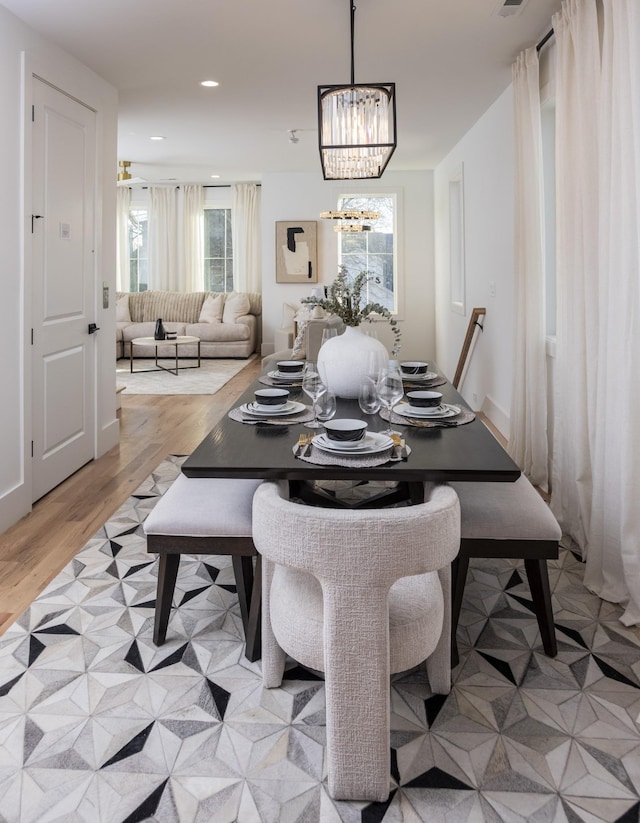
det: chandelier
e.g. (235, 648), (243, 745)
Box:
(320, 209), (381, 232)
(317, 1), (397, 180)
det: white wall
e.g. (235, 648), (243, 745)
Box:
(0, 2), (118, 533)
(260, 171), (435, 361)
(434, 87), (515, 436)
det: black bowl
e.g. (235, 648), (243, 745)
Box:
(254, 388), (289, 408)
(324, 419), (368, 442)
(406, 390), (442, 408)
(401, 361), (428, 375)
(277, 360), (305, 374)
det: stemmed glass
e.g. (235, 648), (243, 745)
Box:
(315, 390), (337, 423)
(376, 362), (404, 436)
(358, 379), (381, 417)
(302, 361), (327, 429)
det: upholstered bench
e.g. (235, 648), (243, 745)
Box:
(449, 475), (561, 666)
(144, 473), (262, 661)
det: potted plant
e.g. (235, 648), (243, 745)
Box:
(302, 267), (401, 398)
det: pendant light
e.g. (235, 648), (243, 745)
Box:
(317, 0), (397, 180)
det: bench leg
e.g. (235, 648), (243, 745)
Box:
(244, 557), (262, 663)
(524, 558), (557, 657)
(154, 554), (180, 645)
(232, 555), (262, 662)
(450, 553), (470, 668)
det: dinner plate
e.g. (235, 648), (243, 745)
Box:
(312, 432), (394, 455)
(401, 371), (438, 382)
(241, 400), (306, 417)
(267, 369), (303, 382)
(394, 402), (461, 419)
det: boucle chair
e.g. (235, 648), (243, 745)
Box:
(252, 480), (461, 802)
(449, 475), (561, 666)
(144, 473), (262, 661)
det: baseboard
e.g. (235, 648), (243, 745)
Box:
(480, 394), (510, 443)
(98, 417), (120, 457)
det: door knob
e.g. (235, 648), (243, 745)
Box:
(88, 323), (100, 334)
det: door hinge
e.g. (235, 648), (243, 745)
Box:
(32, 105), (35, 122)
(31, 441), (34, 457)
(31, 328), (34, 345)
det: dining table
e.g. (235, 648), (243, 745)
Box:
(181, 363), (521, 658)
(181, 364), (520, 500)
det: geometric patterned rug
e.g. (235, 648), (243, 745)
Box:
(1, 457), (639, 823)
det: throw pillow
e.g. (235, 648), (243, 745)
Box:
(199, 293), (224, 323)
(222, 292), (250, 324)
(282, 301), (298, 329)
(291, 319), (309, 360)
(116, 294), (131, 323)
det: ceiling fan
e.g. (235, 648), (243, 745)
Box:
(116, 160), (147, 186)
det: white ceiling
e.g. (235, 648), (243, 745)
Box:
(3, 0), (560, 185)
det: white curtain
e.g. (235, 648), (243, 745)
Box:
(508, 47), (549, 489)
(116, 186), (131, 292)
(232, 183), (261, 292)
(552, 0), (640, 624)
(179, 185), (204, 292)
(148, 185), (204, 291)
(584, 0), (640, 624)
(149, 187), (179, 291)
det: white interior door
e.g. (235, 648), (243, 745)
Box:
(31, 78), (97, 502)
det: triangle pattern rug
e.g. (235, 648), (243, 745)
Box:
(1, 457), (640, 822)
(116, 356), (255, 395)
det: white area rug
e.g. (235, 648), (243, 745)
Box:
(116, 356), (255, 395)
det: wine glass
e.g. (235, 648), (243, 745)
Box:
(302, 361), (327, 429)
(376, 362), (404, 436)
(315, 390), (337, 423)
(358, 379), (381, 416)
(320, 327), (338, 348)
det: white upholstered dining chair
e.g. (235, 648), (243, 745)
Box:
(252, 480), (461, 802)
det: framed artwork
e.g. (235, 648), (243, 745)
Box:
(275, 221), (317, 283)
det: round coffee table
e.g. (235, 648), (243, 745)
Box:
(130, 336), (201, 375)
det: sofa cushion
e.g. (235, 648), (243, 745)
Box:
(141, 291), (205, 324)
(186, 322), (251, 343)
(199, 293), (225, 323)
(223, 292), (250, 324)
(116, 294), (131, 322)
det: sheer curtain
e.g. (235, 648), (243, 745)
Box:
(552, 0), (640, 624)
(508, 47), (549, 489)
(149, 187), (179, 291)
(148, 185), (204, 291)
(585, 0), (640, 624)
(116, 186), (130, 292)
(232, 183), (261, 292)
(178, 185), (204, 292)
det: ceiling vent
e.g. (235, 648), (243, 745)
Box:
(494, 0), (529, 17)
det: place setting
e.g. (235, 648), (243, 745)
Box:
(382, 389), (476, 428)
(229, 387), (314, 425)
(293, 418), (410, 467)
(258, 359), (305, 387)
(398, 360), (446, 389)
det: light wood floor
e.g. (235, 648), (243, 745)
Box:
(0, 357), (262, 637)
(0, 359), (502, 637)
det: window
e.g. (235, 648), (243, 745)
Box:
(204, 208), (233, 292)
(337, 194), (397, 313)
(128, 209), (148, 292)
(448, 164), (465, 315)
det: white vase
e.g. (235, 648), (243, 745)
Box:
(317, 325), (388, 399)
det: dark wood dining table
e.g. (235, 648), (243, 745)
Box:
(181, 365), (520, 658)
(182, 365), (520, 490)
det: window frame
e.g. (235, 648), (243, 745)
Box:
(336, 192), (399, 316)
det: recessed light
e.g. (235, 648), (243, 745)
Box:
(210, 174), (220, 179)
(200, 80), (219, 88)
(150, 135), (166, 141)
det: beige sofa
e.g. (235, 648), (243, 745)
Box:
(116, 290), (262, 359)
